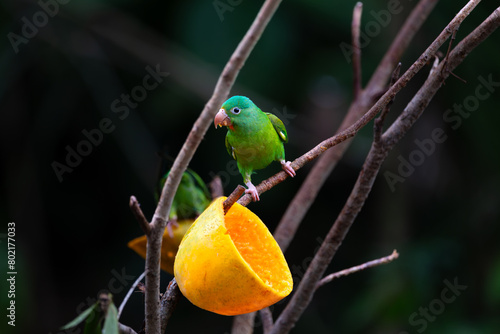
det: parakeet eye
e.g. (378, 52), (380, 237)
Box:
(231, 107), (241, 114)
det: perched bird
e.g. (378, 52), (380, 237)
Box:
(157, 169), (212, 225)
(214, 96), (295, 201)
(128, 168), (212, 274)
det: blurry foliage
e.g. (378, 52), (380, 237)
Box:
(0, 0), (499, 333)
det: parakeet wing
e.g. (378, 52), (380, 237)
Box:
(265, 112), (288, 143)
(225, 135), (236, 159)
(186, 168), (211, 200)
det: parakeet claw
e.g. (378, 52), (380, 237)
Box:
(166, 219), (179, 238)
(245, 182), (260, 201)
(281, 160), (296, 177)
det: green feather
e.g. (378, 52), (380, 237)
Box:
(225, 134), (236, 159)
(157, 169), (211, 220)
(220, 96), (289, 184)
(265, 112), (288, 143)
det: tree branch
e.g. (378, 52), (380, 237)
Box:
(118, 271), (146, 320)
(159, 278), (182, 334)
(272, 0), (439, 252)
(374, 63), (401, 142)
(129, 196), (151, 236)
(237, 0), (458, 208)
(383, 4), (500, 147)
(143, 0), (285, 333)
(224, 185), (246, 214)
(366, 0), (439, 89)
(231, 312), (255, 334)
(209, 175), (224, 199)
(120, 323), (139, 334)
(316, 250), (399, 289)
(260, 307), (274, 334)
(270, 2), (493, 333)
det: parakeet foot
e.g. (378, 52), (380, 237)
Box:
(245, 181), (260, 201)
(166, 219), (179, 238)
(281, 160), (296, 177)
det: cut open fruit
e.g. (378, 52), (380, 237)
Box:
(174, 196), (293, 316)
(128, 219), (193, 275)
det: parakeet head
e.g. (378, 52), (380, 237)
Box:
(214, 96), (256, 130)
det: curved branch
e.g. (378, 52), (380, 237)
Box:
(316, 250), (399, 289)
(272, 0), (439, 252)
(236, 0), (458, 209)
(160, 278), (182, 333)
(352, 2), (363, 99)
(144, 1), (285, 333)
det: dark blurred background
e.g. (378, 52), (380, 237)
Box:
(1, 0), (499, 333)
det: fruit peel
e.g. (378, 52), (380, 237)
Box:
(174, 197), (293, 316)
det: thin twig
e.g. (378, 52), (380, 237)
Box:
(235, 92), (389, 208)
(231, 312), (255, 334)
(237, 4), (452, 206)
(270, 1), (487, 333)
(118, 271), (146, 320)
(129, 196), (151, 236)
(374, 63), (401, 142)
(223, 185), (246, 214)
(143, 1), (285, 333)
(366, 0), (439, 88)
(160, 278), (182, 334)
(119, 323), (139, 334)
(352, 2), (363, 99)
(442, 31), (468, 84)
(382, 5), (500, 147)
(209, 175), (224, 199)
(260, 307), (274, 334)
(316, 250), (399, 289)
(441, 28), (457, 75)
(239, 0), (473, 208)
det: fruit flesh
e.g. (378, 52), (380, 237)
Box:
(225, 207), (290, 292)
(174, 197), (292, 315)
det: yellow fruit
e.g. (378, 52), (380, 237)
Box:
(128, 219), (193, 274)
(174, 197), (293, 316)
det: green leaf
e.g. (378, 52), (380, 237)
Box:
(60, 302), (99, 330)
(83, 306), (103, 334)
(102, 300), (119, 334)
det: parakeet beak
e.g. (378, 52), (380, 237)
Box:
(214, 109), (232, 129)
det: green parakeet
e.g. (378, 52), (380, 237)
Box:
(157, 169), (211, 234)
(129, 168), (211, 274)
(214, 95), (295, 201)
